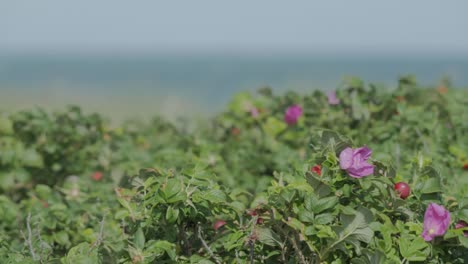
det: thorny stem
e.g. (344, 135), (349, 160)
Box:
(414, 127), (429, 154)
(197, 224), (222, 264)
(288, 233), (308, 264)
(235, 250), (242, 264)
(89, 215), (106, 254)
(249, 240), (254, 264)
(395, 143), (401, 170)
(275, 225), (308, 264)
(179, 225), (192, 256)
(25, 213), (38, 261)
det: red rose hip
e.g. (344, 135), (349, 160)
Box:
(213, 220), (226, 231)
(92, 171), (103, 181)
(394, 182), (411, 199)
(311, 165), (321, 176)
(247, 209), (258, 216)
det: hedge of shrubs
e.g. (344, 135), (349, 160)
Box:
(0, 76), (467, 263)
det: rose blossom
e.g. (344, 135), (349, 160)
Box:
(284, 105), (302, 125)
(455, 220), (468, 237)
(327, 91), (340, 105)
(421, 203), (451, 241)
(339, 146), (374, 178)
(250, 107), (259, 118)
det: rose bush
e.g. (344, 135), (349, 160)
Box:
(0, 76), (466, 263)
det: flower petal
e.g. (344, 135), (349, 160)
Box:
(339, 148), (354, 170)
(354, 147), (372, 160)
(422, 203), (451, 241)
(422, 230), (435, 241)
(284, 105), (303, 125)
(347, 163), (374, 178)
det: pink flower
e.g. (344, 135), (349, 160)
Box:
(422, 203), (451, 241)
(250, 107), (259, 118)
(284, 105), (302, 125)
(455, 220), (468, 237)
(327, 91), (340, 105)
(339, 147), (374, 178)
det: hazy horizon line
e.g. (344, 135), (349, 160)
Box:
(2, 49), (468, 59)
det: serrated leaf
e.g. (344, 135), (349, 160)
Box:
(298, 209), (315, 223)
(399, 236), (429, 261)
(420, 178), (442, 194)
(256, 227), (281, 247)
(145, 240), (176, 260)
(0, 116), (13, 135)
(165, 206), (179, 224)
(203, 189), (227, 203)
(311, 196), (338, 214)
(305, 172), (331, 197)
(315, 213), (335, 225)
(328, 207), (374, 254)
(22, 149), (43, 168)
(134, 227), (145, 249)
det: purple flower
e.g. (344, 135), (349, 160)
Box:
(339, 147), (374, 178)
(284, 105), (303, 125)
(327, 91), (340, 105)
(455, 220), (468, 237)
(250, 107), (259, 118)
(422, 203), (451, 241)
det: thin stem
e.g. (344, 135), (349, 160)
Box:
(89, 215), (106, 254)
(249, 240), (255, 264)
(25, 213), (37, 261)
(288, 233), (308, 264)
(197, 224), (221, 264)
(414, 127), (429, 154)
(275, 226), (308, 264)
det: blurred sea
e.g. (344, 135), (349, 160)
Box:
(1, 54), (467, 121)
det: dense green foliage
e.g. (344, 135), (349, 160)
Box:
(0, 76), (467, 263)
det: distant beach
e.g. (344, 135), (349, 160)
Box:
(1, 54), (467, 121)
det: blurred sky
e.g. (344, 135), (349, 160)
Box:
(1, 0), (467, 55)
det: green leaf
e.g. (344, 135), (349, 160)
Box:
(284, 217), (304, 232)
(399, 236), (429, 261)
(165, 206), (179, 224)
(305, 172), (331, 197)
(134, 227), (145, 249)
(0, 116), (13, 135)
(328, 207), (374, 254)
(298, 209), (315, 223)
(203, 189), (227, 204)
(161, 178), (186, 203)
(21, 149), (44, 168)
(420, 178), (442, 194)
(256, 227), (281, 246)
(460, 235), (468, 248)
(311, 196), (338, 214)
(190, 255), (215, 264)
(263, 117), (287, 137)
(54, 231), (70, 246)
(61, 243), (98, 264)
(145, 240), (176, 260)
(315, 213), (335, 225)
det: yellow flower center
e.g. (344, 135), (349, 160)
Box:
(429, 228), (435, 234)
